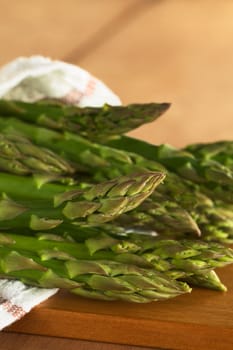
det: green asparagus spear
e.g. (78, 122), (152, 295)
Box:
(0, 171), (164, 230)
(59, 229), (233, 291)
(0, 99), (170, 140)
(0, 167), (201, 237)
(0, 232), (232, 291)
(105, 136), (233, 200)
(0, 244), (190, 303)
(106, 136), (233, 186)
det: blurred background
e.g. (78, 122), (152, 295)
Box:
(1, 0), (233, 147)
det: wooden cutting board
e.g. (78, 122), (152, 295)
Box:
(5, 264), (233, 350)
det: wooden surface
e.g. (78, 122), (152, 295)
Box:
(0, 333), (158, 350)
(1, 1), (233, 349)
(3, 264), (233, 350)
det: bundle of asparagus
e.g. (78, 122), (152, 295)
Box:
(0, 99), (232, 303)
(105, 135), (233, 241)
(0, 118), (211, 235)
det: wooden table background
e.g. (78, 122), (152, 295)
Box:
(0, 1), (233, 349)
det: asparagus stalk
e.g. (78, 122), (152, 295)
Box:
(0, 168), (201, 237)
(105, 136), (233, 204)
(106, 136), (233, 186)
(0, 244), (190, 303)
(0, 99), (170, 140)
(0, 171), (164, 231)
(1, 232), (232, 291)
(58, 230), (233, 291)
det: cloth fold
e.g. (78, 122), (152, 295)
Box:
(0, 55), (121, 330)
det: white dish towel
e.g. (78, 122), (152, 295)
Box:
(0, 56), (121, 330)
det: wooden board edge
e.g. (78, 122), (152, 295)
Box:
(5, 307), (233, 350)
